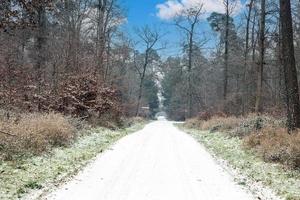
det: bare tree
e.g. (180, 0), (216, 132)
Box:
(255, 0), (266, 114)
(35, 3), (48, 111)
(134, 26), (162, 116)
(60, 0), (90, 72)
(94, 0), (117, 80)
(242, 0), (254, 114)
(174, 4), (204, 118)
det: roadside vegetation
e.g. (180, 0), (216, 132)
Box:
(179, 114), (300, 200)
(0, 111), (147, 199)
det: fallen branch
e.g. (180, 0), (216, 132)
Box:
(0, 130), (16, 137)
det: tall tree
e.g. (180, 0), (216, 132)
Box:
(255, 0), (266, 114)
(222, 0), (239, 102)
(94, 0), (116, 79)
(134, 26), (161, 116)
(174, 4), (204, 118)
(242, 0), (254, 114)
(223, 0), (230, 101)
(280, 0), (300, 130)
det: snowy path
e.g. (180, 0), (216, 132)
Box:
(44, 120), (256, 200)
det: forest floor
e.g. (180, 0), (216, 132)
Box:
(0, 121), (146, 200)
(179, 126), (300, 200)
(44, 119), (258, 200)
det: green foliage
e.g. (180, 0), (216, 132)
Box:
(207, 12), (242, 53)
(207, 12), (234, 32)
(24, 181), (43, 190)
(143, 76), (159, 117)
(161, 57), (186, 120)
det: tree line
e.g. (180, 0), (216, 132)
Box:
(0, 0), (161, 122)
(161, 0), (300, 131)
(1, 0), (300, 131)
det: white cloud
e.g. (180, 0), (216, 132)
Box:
(156, 0), (243, 20)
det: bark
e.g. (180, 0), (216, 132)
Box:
(255, 0), (266, 114)
(280, 0), (300, 130)
(35, 5), (47, 111)
(135, 51), (149, 116)
(187, 24), (194, 118)
(223, 0), (229, 101)
(242, 0), (254, 114)
(251, 10), (257, 63)
(95, 0), (107, 79)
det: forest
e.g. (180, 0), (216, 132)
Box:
(0, 0), (300, 199)
(1, 0), (300, 126)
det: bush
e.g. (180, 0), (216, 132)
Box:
(119, 117), (145, 129)
(0, 74), (122, 124)
(184, 118), (204, 129)
(0, 113), (75, 159)
(244, 127), (300, 169)
(230, 114), (285, 138)
(185, 116), (243, 133)
(185, 113), (300, 170)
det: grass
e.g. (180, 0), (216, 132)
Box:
(0, 113), (76, 160)
(0, 121), (147, 200)
(179, 125), (300, 200)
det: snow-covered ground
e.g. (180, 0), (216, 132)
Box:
(44, 119), (255, 200)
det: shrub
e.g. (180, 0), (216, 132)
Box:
(230, 114), (285, 138)
(244, 127), (300, 169)
(197, 112), (212, 121)
(202, 116), (242, 132)
(185, 116), (243, 133)
(184, 118), (204, 129)
(0, 74), (122, 124)
(0, 113), (75, 159)
(117, 117), (145, 129)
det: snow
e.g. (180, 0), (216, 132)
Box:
(44, 119), (255, 200)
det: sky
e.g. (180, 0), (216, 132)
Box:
(122, 0), (247, 58)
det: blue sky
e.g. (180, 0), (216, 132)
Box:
(125, 0), (165, 28)
(122, 0), (247, 57)
(122, 0), (181, 57)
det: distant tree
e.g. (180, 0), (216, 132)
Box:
(143, 76), (159, 118)
(161, 57), (186, 120)
(133, 26), (162, 116)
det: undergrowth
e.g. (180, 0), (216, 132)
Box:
(180, 127), (300, 200)
(184, 114), (299, 170)
(0, 119), (146, 199)
(0, 113), (76, 160)
(182, 114), (300, 199)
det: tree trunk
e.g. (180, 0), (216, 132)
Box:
(251, 11), (257, 64)
(223, 0), (229, 102)
(135, 51), (149, 117)
(255, 0), (266, 114)
(96, 0), (107, 79)
(35, 5), (47, 111)
(280, 0), (300, 130)
(135, 76), (144, 117)
(242, 0), (254, 114)
(187, 26), (194, 118)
